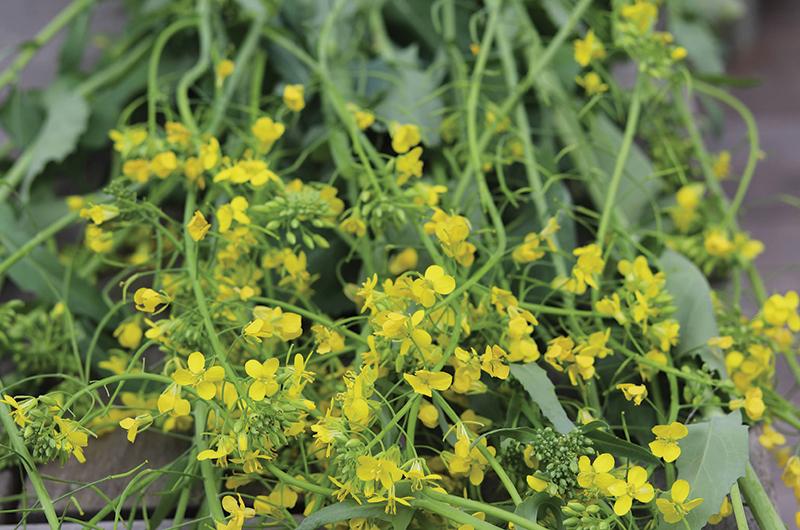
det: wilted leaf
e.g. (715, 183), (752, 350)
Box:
(657, 411), (748, 530)
(660, 249), (724, 374)
(510, 363), (575, 434)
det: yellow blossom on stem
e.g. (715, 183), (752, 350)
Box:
(251, 116), (285, 151)
(608, 466), (655, 516)
(187, 210), (211, 241)
(79, 203), (119, 225)
(418, 399), (439, 428)
(573, 30), (606, 67)
(388, 247), (418, 275)
(712, 150), (731, 180)
(730, 386), (765, 420)
(577, 453), (616, 491)
(396, 146), (423, 185)
(217, 196), (250, 233)
(172, 351), (225, 400)
(119, 413), (152, 443)
(217, 494), (255, 530)
(708, 496), (733, 525)
(283, 84), (305, 112)
(617, 383), (648, 405)
(244, 358), (280, 401)
(762, 291), (800, 331)
(621, 0), (658, 34)
(758, 424), (785, 450)
(133, 288), (170, 313)
(404, 370), (452, 397)
(346, 102), (375, 130)
(411, 265), (456, 307)
(390, 122), (421, 154)
(113, 318), (143, 349)
(244, 306), (302, 342)
(151, 151), (178, 179)
(576, 71), (609, 95)
(215, 59), (235, 86)
(649, 421), (688, 462)
(656, 479), (703, 524)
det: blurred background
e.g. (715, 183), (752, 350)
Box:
(0, 0), (797, 525)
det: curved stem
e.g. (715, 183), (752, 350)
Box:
(176, 0), (212, 132)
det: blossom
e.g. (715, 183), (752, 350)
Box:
(346, 102), (375, 130)
(109, 127), (146, 156)
(388, 247), (418, 275)
(133, 288), (170, 313)
(576, 71), (608, 95)
(244, 358), (280, 401)
(621, 0), (658, 34)
(713, 150), (731, 180)
(418, 399), (439, 428)
(283, 84), (305, 112)
(165, 121), (191, 146)
(217, 494), (255, 530)
(649, 422), (688, 462)
(396, 147), (423, 185)
(577, 453), (616, 491)
(708, 496), (732, 525)
(119, 414), (152, 443)
(404, 370), (452, 397)
(411, 265), (456, 307)
(762, 291), (800, 331)
(656, 479), (703, 524)
(480, 345), (509, 379)
(251, 116), (285, 151)
(573, 30), (606, 67)
(215, 59), (235, 85)
(608, 466), (655, 516)
(617, 383), (647, 405)
(217, 196), (250, 233)
(390, 123), (421, 154)
(187, 210), (210, 241)
(172, 351), (225, 400)
(730, 386), (765, 420)
(54, 416), (89, 463)
(244, 306), (302, 342)
(79, 204), (119, 225)
(151, 151), (178, 178)
(512, 233), (545, 263)
(758, 424), (786, 449)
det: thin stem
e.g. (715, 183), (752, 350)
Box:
(729, 483), (749, 530)
(176, 0), (212, 132)
(0, 211), (77, 276)
(424, 490), (548, 530)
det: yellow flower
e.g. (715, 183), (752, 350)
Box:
(151, 151), (178, 179)
(762, 291), (800, 331)
(119, 413), (152, 443)
(215, 59), (235, 86)
(708, 496), (732, 525)
(244, 306), (302, 342)
(512, 233), (545, 264)
(356, 455), (404, 491)
(157, 385), (191, 417)
(447, 429), (495, 486)
(340, 214), (367, 237)
(621, 0), (658, 34)
(311, 324), (345, 354)
(85, 225), (113, 253)
(244, 358), (280, 401)
(172, 351), (225, 400)
(123, 159), (151, 183)
(704, 228), (735, 257)
(346, 102), (375, 130)
(577, 453), (616, 491)
(200, 137), (220, 170)
(712, 150), (731, 180)
(283, 84), (305, 112)
(217, 196), (250, 233)
(251, 116), (285, 151)
(54, 416), (89, 463)
(596, 293), (627, 325)
(526, 475), (549, 492)
(576, 72), (608, 95)
(671, 46), (688, 61)
(109, 127), (147, 156)
(656, 479), (703, 524)
(396, 147), (424, 185)
(165, 121), (191, 147)
(573, 30), (606, 67)
(113, 319), (142, 349)
(418, 399), (439, 428)
(254, 484), (298, 516)
(133, 288), (170, 313)
(390, 123), (421, 154)
(649, 422), (688, 462)
(480, 345), (509, 380)
(80, 203), (119, 225)
(66, 195), (85, 211)
(2, 395), (32, 427)
(424, 209), (476, 266)
(218, 494), (255, 530)
(411, 265), (456, 307)
(608, 466), (655, 516)
(404, 370), (453, 397)
(730, 386), (765, 420)
(187, 210), (210, 241)
(388, 247), (418, 275)
(617, 383), (647, 405)
(98, 353), (132, 375)
(758, 424), (786, 449)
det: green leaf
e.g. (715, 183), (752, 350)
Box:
(515, 492), (563, 530)
(590, 114), (659, 227)
(0, 88), (44, 147)
(509, 363), (575, 434)
(296, 501), (414, 530)
(581, 421), (661, 465)
(376, 46), (446, 147)
(657, 411), (749, 530)
(22, 81), (90, 199)
(659, 249), (725, 375)
(0, 205), (106, 321)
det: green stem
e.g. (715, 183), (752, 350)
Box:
(424, 490), (548, 530)
(365, 395), (419, 451)
(596, 76), (642, 246)
(0, 379), (60, 528)
(432, 391), (523, 505)
(265, 464), (334, 496)
(729, 483), (749, 530)
(0, 0), (96, 91)
(194, 401), (225, 523)
(176, 0), (212, 132)
(411, 498), (505, 530)
(0, 211), (77, 276)
(738, 462), (786, 530)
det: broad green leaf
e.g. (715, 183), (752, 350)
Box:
(296, 501), (414, 530)
(515, 492), (563, 530)
(590, 114), (659, 228)
(0, 205), (106, 321)
(376, 46), (446, 147)
(0, 88), (44, 147)
(510, 363), (575, 434)
(657, 411), (748, 530)
(22, 82), (90, 199)
(660, 249), (725, 375)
